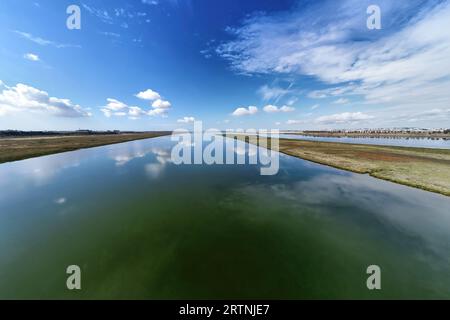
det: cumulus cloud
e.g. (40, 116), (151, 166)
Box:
(217, 0), (450, 127)
(152, 99), (171, 109)
(101, 98), (149, 119)
(177, 116), (195, 123)
(103, 88), (173, 119)
(136, 89), (161, 101)
(232, 106), (258, 116)
(0, 82), (90, 118)
(24, 53), (40, 61)
(263, 104), (295, 113)
(315, 112), (374, 125)
(148, 107), (168, 117)
(135, 88), (172, 116)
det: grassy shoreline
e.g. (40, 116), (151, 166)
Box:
(232, 135), (450, 197)
(0, 132), (171, 164)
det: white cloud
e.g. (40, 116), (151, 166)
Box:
(263, 104), (295, 113)
(136, 89), (161, 101)
(104, 88), (172, 119)
(232, 106), (258, 116)
(286, 119), (308, 125)
(82, 4), (113, 24)
(101, 98), (145, 118)
(104, 98), (128, 111)
(217, 1), (450, 127)
(333, 98), (349, 105)
(177, 116), (195, 123)
(135, 89), (171, 117)
(99, 31), (121, 38)
(148, 108), (168, 117)
(308, 84), (358, 99)
(311, 104), (319, 110)
(315, 112), (374, 125)
(152, 99), (171, 109)
(286, 97), (298, 106)
(387, 108), (450, 123)
(0, 82), (90, 118)
(14, 31), (80, 48)
(54, 198), (66, 205)
(142, 0), (158, 5)
(258, 84), (292, 101)
(129, 106), (145, 117)
(24, 53), (40, 61)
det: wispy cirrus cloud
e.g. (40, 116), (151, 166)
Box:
(82, 3), (113, 24)
(333, 98), (350, 105)
(286, 111), (373, 126)
(315, 112), (374, 125)
(142, 0), (159, 5)
(217, 0), (450, 127)
(14, 31), (81, 48)
(257, 84), (293, 101)
(82, 3), (151, 28)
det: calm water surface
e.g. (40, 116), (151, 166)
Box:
(280, 134), (450, 149)
(0, 136), (450, 299)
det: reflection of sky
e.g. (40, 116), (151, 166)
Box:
(1, 135), (449, 258)
(0, 151), (82, 189)
(280, 134), (450, 149)
(145, 147), (172, 179)
(1, 136), (450, 299)
(239, 168), (450, 265)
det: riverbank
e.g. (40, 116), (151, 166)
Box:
(284, 131), (450, 139)
(0, 132), (171, 164)
(234, 135), (450, 196)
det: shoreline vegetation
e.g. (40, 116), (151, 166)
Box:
(0, 131), (171, 164)
(231, 134), (450, 197)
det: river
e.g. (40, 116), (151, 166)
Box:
(0, 136), (449, 299)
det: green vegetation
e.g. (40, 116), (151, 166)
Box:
(0, 132), (170, 164)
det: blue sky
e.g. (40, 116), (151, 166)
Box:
(0, 0), (449, 131)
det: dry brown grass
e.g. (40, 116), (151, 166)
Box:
(233, 135), (450, 196)
(0, 132), (170, 164)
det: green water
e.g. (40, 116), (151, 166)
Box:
(1, 136), (450, 299)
